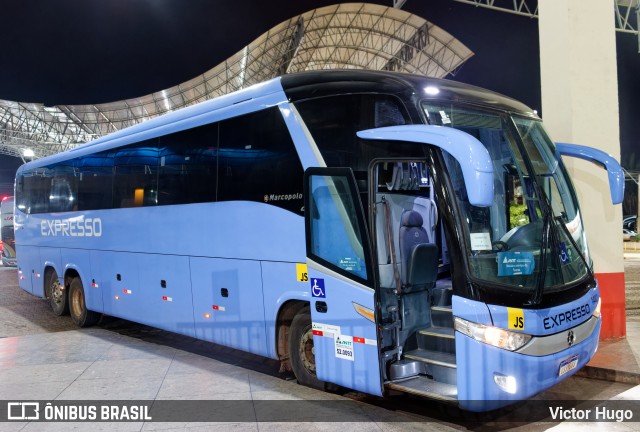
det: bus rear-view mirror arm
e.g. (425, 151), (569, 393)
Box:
(555, 143), (624, 205)
(357, 125), (494, 207)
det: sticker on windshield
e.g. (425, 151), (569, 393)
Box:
(497, 252), (535, 276)
(339, 257), (361, 272)
(559, 242), (571, 264)
(439, 110), (451, 124)
(470, 233), (492, 251)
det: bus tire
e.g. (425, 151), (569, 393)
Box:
(46, 269), (68, 316)
(289, 307), (326, 390)
(68, 277), (100, 327)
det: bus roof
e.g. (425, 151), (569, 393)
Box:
(281, 70), (535, 116)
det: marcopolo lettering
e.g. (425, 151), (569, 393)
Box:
(264, 193), (303, 203)
(543, 303), (590, 330)
(41, 218), (103, 237)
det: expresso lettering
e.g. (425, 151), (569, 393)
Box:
(543, 303), (590, 330)
(40, 218), (103, 237)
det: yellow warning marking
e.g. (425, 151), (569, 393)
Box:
(507, 307), (525, 331)
(296, 263), (308, 282)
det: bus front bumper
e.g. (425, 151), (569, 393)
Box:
(456, 316), (601, 412)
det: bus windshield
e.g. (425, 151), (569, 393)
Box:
(422, 103), (590, 298)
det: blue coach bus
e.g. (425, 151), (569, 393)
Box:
(14, 70), (623, 411)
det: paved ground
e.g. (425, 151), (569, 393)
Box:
(624, 252), (640, 314)
(0, 267), (77, 336)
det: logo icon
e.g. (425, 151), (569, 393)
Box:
(311, 278), (325, 298)
(7, 402), (40, 420)
(567, 330), (575, 347)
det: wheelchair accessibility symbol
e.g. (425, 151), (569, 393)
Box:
(559, 242), (571, 264)
(311, 278), (326, 298)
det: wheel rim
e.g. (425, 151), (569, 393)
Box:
(50, 279), (64, 305)
(71, 285), (83, 317)
(299, 324), (316, 375)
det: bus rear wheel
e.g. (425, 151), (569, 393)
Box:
(68, 277), (100, 327)
(289, 307), (327, 390)
(46, 269), (68, 316)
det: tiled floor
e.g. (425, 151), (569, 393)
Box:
(0, 329), (459, 431)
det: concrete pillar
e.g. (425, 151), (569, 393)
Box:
(539, 0), (624, 338)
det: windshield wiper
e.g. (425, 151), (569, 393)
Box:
(527, 180), (551, 305)
(526, 165), (575, 304)
(554, 215), (595, 280)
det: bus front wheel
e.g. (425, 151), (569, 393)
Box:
(68, 277), (100, 327)
(46, 269), (68, 316)
(289, 307), (327, 390)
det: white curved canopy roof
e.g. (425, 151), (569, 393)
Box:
(0, 3), (472, 160)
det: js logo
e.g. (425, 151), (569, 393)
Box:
(508, 308), (525, 330)
(296, 263), (308, 282)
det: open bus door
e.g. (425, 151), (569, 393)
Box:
(303, 167), (383, 396)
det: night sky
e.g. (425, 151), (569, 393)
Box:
(0, 0), (637, 206)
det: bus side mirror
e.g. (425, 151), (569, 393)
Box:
(357, 125), (494, 207)
(555, 143), (624, 205)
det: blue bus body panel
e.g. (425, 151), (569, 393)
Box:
(191, 257), (268, 357)
(457, 319), (600, 411)
(488, 287), (599, 335)
(17, 245), (39, 294)
(137, 254), (195, 337)
(451, 295), (493, 326)
(15, 202), (304, 261)
(15, 201), (305, 358)
(454, 287), (601, 411)
(88, 250), (105, 312)
(307, 269), (382, 396)
(98, 251), (139, 317)
(261, 260), (309, 360)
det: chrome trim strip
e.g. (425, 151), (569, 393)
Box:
(516, 316), (599, 357)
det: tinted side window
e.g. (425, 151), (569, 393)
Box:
(294, 94), (411, 172)
(218, 108), (303, 214)
(22, 168), (52, 214)
(113, 140), (159, 208)
(15, 173), (26, 214)
(49, 162), (78, 213)
(158, 122), (218, 206)
(75, 151), (114, 211)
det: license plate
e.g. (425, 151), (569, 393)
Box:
(558, 355), (579, 376)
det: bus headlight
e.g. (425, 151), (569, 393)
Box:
(454, 317), (532, 351)
(592, 298), (602, 318)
